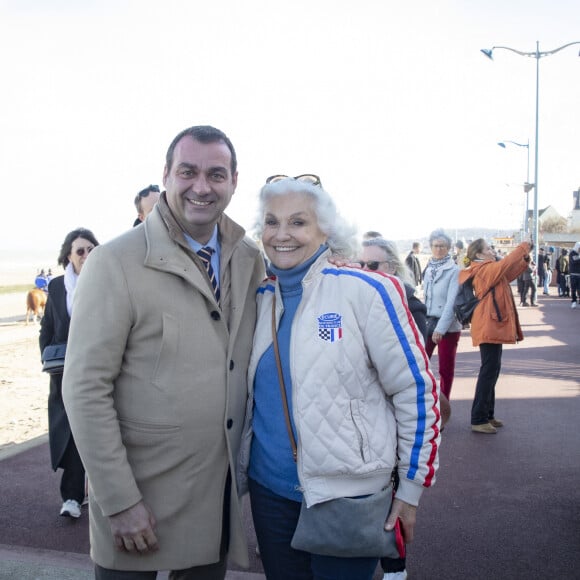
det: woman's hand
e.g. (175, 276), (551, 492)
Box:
(385, 497), (417, 543)
(432, 331), (443, 344)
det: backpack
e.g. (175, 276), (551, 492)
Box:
(454, 278), (495, 325)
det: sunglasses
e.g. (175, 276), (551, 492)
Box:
(265, 174), (322, 187)
(139, 184), (160, 198)
(75, 246), (94, 257)
(359, 260), (388, 271)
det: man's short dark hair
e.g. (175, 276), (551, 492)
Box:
(134, 184), (160, 212)
(165, 126), (237, 175)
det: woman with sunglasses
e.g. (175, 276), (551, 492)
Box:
(422, 229), (462, 410)
(40, 227), (99, 519)
(360, 237), (449, 580)
(361, 237), (427, 342)
(239, 175), (440, 580)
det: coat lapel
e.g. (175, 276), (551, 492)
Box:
(143, 208), (217, 304)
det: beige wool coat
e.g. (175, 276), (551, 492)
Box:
(62, 202), (264, 571)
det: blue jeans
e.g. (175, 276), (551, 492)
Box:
(248, 478), (378, 580)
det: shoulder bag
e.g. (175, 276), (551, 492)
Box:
(41, 343), (66, 375)
(270, 297), (404, 559)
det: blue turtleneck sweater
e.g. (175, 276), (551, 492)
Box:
(249, 245), (328, 502)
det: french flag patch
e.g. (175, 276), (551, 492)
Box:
(318, 313), (343, 342)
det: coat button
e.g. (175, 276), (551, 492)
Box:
(229, 360), (234, 370)
(210, 311), (221, 321)
(226, 419), (233, 429)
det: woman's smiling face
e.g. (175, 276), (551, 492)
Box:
(261, 192), (328, 270)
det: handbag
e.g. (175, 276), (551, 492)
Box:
(425, 316), (439, 338)
(270, 297), (402, 559)
(291, 486), (403, 558)
(41, 343), (66, 374)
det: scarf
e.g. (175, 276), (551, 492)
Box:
(64, 262), (79, 317)
(426, 254), (452, 281)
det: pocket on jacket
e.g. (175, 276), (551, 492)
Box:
(119, 417), (181, 447)
(349, 399), (371, 462)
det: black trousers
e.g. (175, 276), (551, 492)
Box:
(94, 558), (227, 580)
(522, 280), (536, 305)
(471, 343), (503, 425)
(59, 437), (85, 503)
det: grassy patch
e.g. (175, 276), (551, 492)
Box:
(0, 285), (33, 295)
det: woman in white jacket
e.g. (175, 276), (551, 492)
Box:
(239, 175), (440, 580)
(423, 229), (462, 404)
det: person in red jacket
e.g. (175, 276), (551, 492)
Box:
(459, 239), (532, 434)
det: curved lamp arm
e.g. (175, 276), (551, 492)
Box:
(482, 41), (580, 60)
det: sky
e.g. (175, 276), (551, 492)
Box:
(1, 0), (579, 268)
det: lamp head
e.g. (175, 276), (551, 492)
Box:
(481, 48), (494, 60)
(497, 142), (506, 148)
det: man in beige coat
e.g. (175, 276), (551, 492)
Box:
(63, 126), (265, 578)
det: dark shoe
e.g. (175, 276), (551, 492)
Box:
(471, 423), (497, 434)
(521, 302), (529, 307)
(531, 303), (539, 307)
(489, 418), (504, 428)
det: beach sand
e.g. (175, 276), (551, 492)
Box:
(0, 290), (49, 452)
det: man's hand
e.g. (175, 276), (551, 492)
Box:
(327, 256), (362, 268)
(384, 498), (417, 544)
(109, 500), (159, 554)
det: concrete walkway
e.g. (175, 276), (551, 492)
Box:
(1, 292), (578, 579)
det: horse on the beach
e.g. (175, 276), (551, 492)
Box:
(25, 288), (47, 325)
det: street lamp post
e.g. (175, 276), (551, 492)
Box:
(481, 41), (580, 267)
(497, 139), (531, 236)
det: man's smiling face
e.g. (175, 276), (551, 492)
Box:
(163, 136), (237, 244)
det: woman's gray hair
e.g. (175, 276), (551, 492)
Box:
(255, 178), (358, 258)
(362, 238), (414, 286)
(428, 228), (453, 249)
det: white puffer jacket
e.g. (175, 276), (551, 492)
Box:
(239, 252), (440, 508)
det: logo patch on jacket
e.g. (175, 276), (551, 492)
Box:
(318, 313), (343, 342)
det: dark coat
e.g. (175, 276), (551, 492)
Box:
(406, 283), (427, 341)
(39, 275), (72, 470)
(406, 252), (423, 286)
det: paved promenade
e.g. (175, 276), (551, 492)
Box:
(1, 293), (578, 579)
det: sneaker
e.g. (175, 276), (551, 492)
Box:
(383, 571), (408, 580)
(489, 418), (504, 428)
(60, 499), (81, 518)
(572, 302), (577, 309)
(471, 423), (497, 434)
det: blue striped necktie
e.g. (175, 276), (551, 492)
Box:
(197, 247), (220, 303)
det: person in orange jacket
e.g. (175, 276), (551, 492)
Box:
(459, 239), (532, 434)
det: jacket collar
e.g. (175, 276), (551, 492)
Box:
(142, 195), (261, 339)
(143, 194), (247, 275)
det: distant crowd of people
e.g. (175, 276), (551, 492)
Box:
(33, 124), (579, 580)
